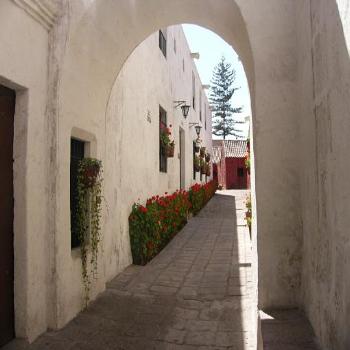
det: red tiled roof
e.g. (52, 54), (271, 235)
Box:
(212, 140), (248, 163)
(223, 140), (248, 158)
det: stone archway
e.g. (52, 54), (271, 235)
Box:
(45, 0), (302, 343)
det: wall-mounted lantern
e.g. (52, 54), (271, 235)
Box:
(174, 100), (190, 118)
(189, 122), (202, 140)
(195, 125), (202, 137)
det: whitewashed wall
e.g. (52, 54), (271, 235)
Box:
(0, 0), (54, 342)
(297, 1), (350, 349)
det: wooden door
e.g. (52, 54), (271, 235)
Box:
(237, 166), (245, 189)
(0, 85), (15, 347)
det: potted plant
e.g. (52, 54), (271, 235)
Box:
(245, 195), (252, 237)
(194, 140), (200, 153)
(80, 158), (101, 188)
(200, 146), (206, 158)
(245, 154), (250, 174)
(200, 158), (206, 174)
(205, 153), (211, 162)
(206, 163), (211, 176)
(194, 155), (200, 172)
(76, 158), (103, 305)
(167, 141), (175, 158)
(160, 124), (175, 157)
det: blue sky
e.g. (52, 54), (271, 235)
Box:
(182, 24), (251, 139)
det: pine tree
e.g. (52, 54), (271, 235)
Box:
(209, 56), (242, 139)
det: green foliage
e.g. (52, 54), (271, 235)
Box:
(245, 154), (250, 171)
(129, 181), (218, 265)
(76, 158), (103, 306)
(245, 194), (252, 231)
(160, 125), (174, 148)
(194, 154), (200, 171)
(205, 162), (211, 176)
(188, 181), (217, 216)
(200, 157), (206, 174)
(129, 190), (191, 265)
(209, 56), (243, 139)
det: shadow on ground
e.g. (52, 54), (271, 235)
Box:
(260, 309), (320, 350)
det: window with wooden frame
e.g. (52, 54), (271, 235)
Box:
(70, 138), (85, 249)
(159, 29), (167, 58)
(159, 106), (168, 173)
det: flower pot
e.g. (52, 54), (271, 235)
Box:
(81, 164), (100, 188)
(194, 164), (200, 172)
(194, 145), (200, 153)
(206, 169), (211, 176)
(205, 154), (211, 162)
(166, 143), (175, 158)
(201, 165), (206, 174)
(200, 147), (206, 158)
(245, 211), (252, 219)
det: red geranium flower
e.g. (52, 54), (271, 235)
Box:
(139, 206), (148, 213)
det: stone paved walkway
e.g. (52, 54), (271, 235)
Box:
(5, 190), (255, 350)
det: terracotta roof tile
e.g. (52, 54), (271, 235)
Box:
(212, 140), (248, 163)
(223, 140), (248, 158)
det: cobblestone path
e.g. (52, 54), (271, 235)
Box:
(5, 190), (255, 350)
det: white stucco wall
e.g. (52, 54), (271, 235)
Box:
(237, 0), (303, 309)
(297, 1), (350, 349)
(0, 0), (54, 342)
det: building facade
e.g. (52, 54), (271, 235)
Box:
(213, 140), (249, 190)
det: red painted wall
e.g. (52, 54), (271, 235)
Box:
(225, 158), (247, 189)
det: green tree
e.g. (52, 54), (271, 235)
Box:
(209, 56), (242, 139)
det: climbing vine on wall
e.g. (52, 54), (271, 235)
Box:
(76, 158), (103, 306)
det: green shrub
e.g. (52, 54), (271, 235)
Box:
(129, 180), (217, 265)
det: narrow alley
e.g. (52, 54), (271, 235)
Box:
(5, 191), (256, 350)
